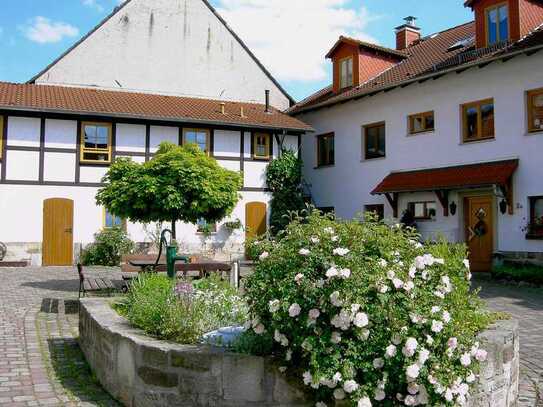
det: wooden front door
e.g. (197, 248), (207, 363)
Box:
(42, 198), (74, 266)
(245, 202), (267, 239)
(464, 196), (494, 272)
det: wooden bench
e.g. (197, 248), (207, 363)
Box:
(77, 264), (116, 298)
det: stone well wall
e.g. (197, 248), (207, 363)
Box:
(79, 299), (519, 407)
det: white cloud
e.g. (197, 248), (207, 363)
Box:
(22, 17), (79, 44)
(82, 0), (105, 12)
(216, 0), (377, 82)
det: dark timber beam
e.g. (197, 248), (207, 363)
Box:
(384, 192), (399, 218)
(435, 190), (450, 217)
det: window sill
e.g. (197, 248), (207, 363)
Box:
(526, 234), (543, 240)
(252, 156), (271, 162)
(460, 137), (495, 145)
(314, 164), (335, 169)
(362, 156), (386, 162)
(407, 130), (435, 137)
(80, 161), (111, 167)
(526, 129), (543, 136)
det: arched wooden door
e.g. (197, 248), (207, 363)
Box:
(42, 198), (74, 266)
(245, 202), (267, 239)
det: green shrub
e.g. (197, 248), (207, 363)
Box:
(492, 264), (543, 285)
(266, 150), (306, 234)
(244, 211), (493, 406)
(118, 274), (248, 344)
(80, 227), (134, 266)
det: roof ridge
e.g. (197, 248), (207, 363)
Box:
(27, 0), (296, 105)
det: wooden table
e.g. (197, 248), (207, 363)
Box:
(127, 258), (232, 279)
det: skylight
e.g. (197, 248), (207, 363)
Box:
(447, 36), (476, 52)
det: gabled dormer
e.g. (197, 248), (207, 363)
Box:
(465, 0), (543, 48)
(326, 36), (407, 94)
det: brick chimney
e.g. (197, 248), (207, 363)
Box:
(396, 16), (421, 50)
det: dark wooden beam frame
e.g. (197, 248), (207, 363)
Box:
(435, 190), (450, 217)
(384, 192), (399, 218)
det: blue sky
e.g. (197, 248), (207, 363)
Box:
(0, 1), (473, 102)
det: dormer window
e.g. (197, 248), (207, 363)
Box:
(485, 3), (509, 45)
(339, 57), (353, 89)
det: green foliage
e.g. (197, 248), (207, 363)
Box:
(266, 150), (306, 234)
(96, 142), (242, 236)
(231, 330), (274, 356)
(244, 211), (492, 406)
(492, 264), (543, 285)
(80, 227), (134, 266)
(117, 274), (248, 344)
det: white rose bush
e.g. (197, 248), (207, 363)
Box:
(244, 211), (493, 406)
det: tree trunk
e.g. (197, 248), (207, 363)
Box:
(171, 219), (177, 240)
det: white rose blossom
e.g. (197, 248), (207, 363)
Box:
(330, 291), (343, 307)
(331, 331), (342, 344)
(340, 268), (351, 279)
(358, 396), (372, 407)
(259, 251), (269, 260)
(326, 266), (339, 279)
(406, 364), (420, 381)
(289, 303), (301, 317)
(333, 247), (350, 256)
(268, 299), (280, 313)
(374, 389), (386, 401)
(402, 337), (418, 357)
(253, 323), (265, 335)
(294, 273), (304, 284)
(353, 312), (369, 328)
(310, 236), (320, 244)
(475, 349), (488, 362)
(343, 380), (359, 393)
(299, 248), (311, 256)
(460, 353), (472, 366)
(373, 358), (385, 369)
(308, 308), (320, 320)
(333, 388), (346, 400)
(431, 320), (444, 333)
(385, 344), (397, 359)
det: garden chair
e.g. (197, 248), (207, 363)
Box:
(77, 264), (116, 298)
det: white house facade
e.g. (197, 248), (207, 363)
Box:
(0, 0), (310, 266)
(291, 0), (543, 271)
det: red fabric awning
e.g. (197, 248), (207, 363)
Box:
(372, 159), (519, 195)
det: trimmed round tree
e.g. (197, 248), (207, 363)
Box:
(96, 142), (242, 239)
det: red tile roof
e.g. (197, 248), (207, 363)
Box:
(371, 159), (519, 194)
(0, 82), (312, 132)
(326, 36), (409, 59)
(290, 22), (543, 114)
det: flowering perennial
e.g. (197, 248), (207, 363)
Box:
(245, 211), (492, 406)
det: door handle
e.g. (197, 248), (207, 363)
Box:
(65, 228), (73, 234)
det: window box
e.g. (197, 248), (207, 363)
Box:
(526, 196), (543, 239)
(81, 122), (112, 164)
(461, 99), (494, 143)
(252, 133), (271, 160)
(408, 202), (437, 220)
(527, 88), (543, 133)
(183, 128), (210, 155)
(363, 122), (386, 160)
(339, 57), (353, 89)
(316, 133), (335, 167)
(485, 3), (509, 46)
(408, 111), (435, 135)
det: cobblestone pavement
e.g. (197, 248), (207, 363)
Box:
(0, 267), (541, 406)
(0, 266), (122, 406)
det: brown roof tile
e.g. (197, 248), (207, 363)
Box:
(0, 82), (312, 132)
(371, 159), (519, 194)
(290, 22), (543, 114)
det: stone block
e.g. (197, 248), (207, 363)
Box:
(141, 344), (168, 368)
(138, 366), (178, 388)
(222, 354), (266, 402)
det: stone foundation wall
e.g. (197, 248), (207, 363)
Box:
(79, 299), (519, 407)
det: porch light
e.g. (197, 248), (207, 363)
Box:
(499, 199), (508, 215)
(449, 201), (457, 216)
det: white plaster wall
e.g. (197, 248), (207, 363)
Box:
(0, 183), (270, 261)
(43, 153), (76, 182)
(214, 130), (241, 157)
(7, 117), (40, 147)
(45, 119), (77, 149)
(244, 161), (268, 189)
(5, 151), (39, 181)
(299, 53), (543, 253)
(149, 125), (178, 152)
(34, 0), (291, 110)
(217, 160), (240, 172)
(80, 166), (108, 184)
(116, 123), (146, 153)
(117, 155), (146, 164)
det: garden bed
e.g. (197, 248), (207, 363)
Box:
(79, 298), (519, 407)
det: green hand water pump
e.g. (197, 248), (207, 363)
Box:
(154, 229), (189, 279)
